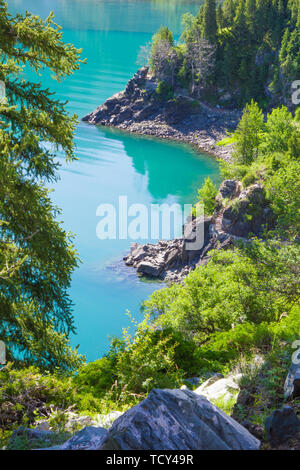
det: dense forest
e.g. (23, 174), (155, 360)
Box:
(0, 0), (299, 450)
(145, 0), (300, 108)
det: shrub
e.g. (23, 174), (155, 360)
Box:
(155, 81), (174, 101)
(0, 364), (77, 432)
(193, 177), (218, 216)
(145, 240), (300, 342)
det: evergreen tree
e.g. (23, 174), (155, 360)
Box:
(203, 0), (217, 43)
(223, 0), (237, 26)
(0, 1), (84, 371)
(245, 0), (257, 34)
(217, 3), (224, 29)
(150, 26), (176, 84)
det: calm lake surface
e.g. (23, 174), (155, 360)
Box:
(9, 0), (220, 360)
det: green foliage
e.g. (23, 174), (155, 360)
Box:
(0, 1), (84, 370)
(149, 26), (176, 86)
(265, 158), (300, 236)
(203, 0), (217, 43)
(75, 317), (185, 406)
(0, 363), (77, 433)
(220, 102), (300, 237)
(233, 101), (264, 164)
(145, 240), (300, 342)
(149, 0), (300, 106)
(232, 341), (299, 428)
(74, 357), (116, 398)
(193, 177), (218, 216)
(262, 106), (294, 154)
(155, 81), (174, 101)
(7, 427), (70, 451)
(212, 394), (238, 416)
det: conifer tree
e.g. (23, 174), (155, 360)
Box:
(203, 0), (217, 43)
(0, 1), (84, 371)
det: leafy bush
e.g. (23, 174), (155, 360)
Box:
(0, 364), (77, 432)
(74, 357), (116, 398)
(265, 159), (300, 237)
(193, 177), (218, 216)
(145, 240), (300, 342)
(75, 318), (185, 406)
(155, 81), (174, 101)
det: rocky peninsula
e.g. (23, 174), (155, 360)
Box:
(83, 66), (241, 163)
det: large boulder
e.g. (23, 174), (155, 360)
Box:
(265, 406), (300, 446)
(99, 388), (260, 450)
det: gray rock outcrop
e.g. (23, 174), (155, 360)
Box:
(100, 389), (260, 450)
(265, 405), (300, 446)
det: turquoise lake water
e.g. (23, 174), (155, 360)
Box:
(9, 0), (220, 360)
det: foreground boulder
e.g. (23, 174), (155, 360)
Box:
(265, 406), (300, 446)
(100, 389), (260, 450)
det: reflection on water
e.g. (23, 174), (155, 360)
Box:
(99, 126), (220, 203)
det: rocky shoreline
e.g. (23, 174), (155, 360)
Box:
(83, 67), (241, 163)
(124, 181), (274, 283)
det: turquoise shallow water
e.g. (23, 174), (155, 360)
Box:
(9, 0), (219, 360)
